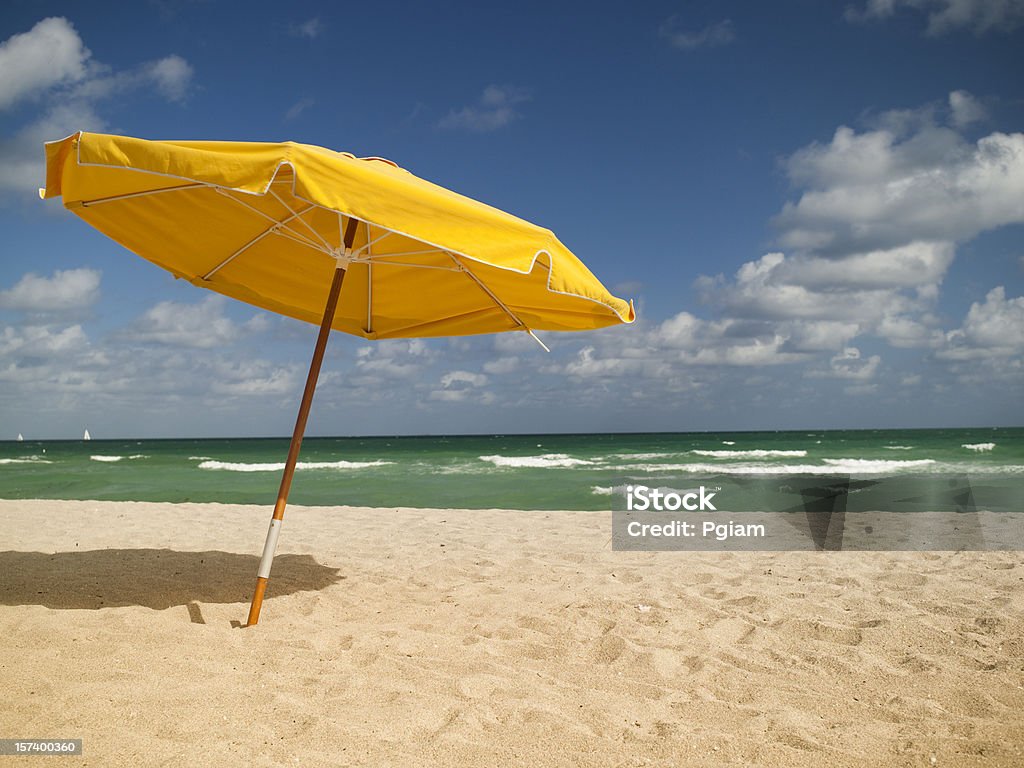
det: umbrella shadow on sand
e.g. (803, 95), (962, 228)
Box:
(0, 549), (343, 615)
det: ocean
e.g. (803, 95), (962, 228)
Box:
(1, 428), (1021, 510)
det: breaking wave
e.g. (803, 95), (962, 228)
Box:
(691, 449), (807, 459)
(198, 459), (394, 472)
(480, 453), (596, 469)
(962, 443), (995, 452)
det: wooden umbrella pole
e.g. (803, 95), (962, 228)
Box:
(246, 218), (358, 627)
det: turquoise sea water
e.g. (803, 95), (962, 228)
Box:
(1, 428), (1021, 510)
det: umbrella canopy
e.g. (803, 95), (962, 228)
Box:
(42, 131), (634, 626)
(42, 132), (633, 338)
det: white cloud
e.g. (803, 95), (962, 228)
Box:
(127, 296), (241, 348)
(0, 19), (194, 198)
(949, 89), (987, 128)
(809, 347), (882, 380)
(564, 346), (638, 376)
(145, 55), (192, 102)
(845, 0), (1024, 34)
(783, 321), (863, 352)
(628, 313), (808, 368)
(776, 242), (956, 289)
(438, 85), (532, 132)
(0, 101), (107, 195)
(659, 17), (736, 49)
(439, 370), (487, 388)
(777, 120), (1024, 255)
(0, 17), (91, 109)
(669, 90), (1023, 385)
(0, 268), (101, 312)
(483, 356), (520, 375)
(0, 323), (88, 356)
(699, 252), (918, 322)
(938, 286), (1024, 359)
(875, 314), (944, 348)
(353, 339), (431, 379)
(211, 360), (299, 396)
(428, 369), (491, 402)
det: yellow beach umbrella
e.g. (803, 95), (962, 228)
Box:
(42, 131), (634, 625)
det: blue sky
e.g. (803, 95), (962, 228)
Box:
(1, 0), (1022, 438)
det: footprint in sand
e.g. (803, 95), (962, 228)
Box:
(787, 619), (863, 645)
(593, 634), (626, 664)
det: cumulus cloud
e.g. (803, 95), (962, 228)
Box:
(0, 17), (91, 109)
(483, 356), (520, 375)
(440, 370), (488, 388)
(145, 55), (193, 102)
(808, 347), (882, 380)
(0, 268), (101, 312)
(659, 17), (736, 49)
(571, 89), (1021, 388)
(777, 122), (1024, 255)
(845, 0), (1024, 35)
(438, 85), (532, 132)
(211, 359), (299, 395)
(698, 252), (921, 326)
(429, 368), (493, 403)
(354, 339), (431, 380)
(126, 296), (242, 348)
(949, 89), (988, 128)
(937, 286), (1024, 359)
(0, 323), (89, 356)
(509, 87), (1023, 411)
(0, 18), (194, 198)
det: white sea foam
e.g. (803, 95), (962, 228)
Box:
(198, 459), (394, 472)
(884, 445), (913, 450)
(608, 452), (677, 461)
(722, 441), (736, 445)
(962, 442), (995, 452)
(691, 449), (808, 459)
(479, 453), (596, 469)
(90, 454), (148, 462)
(623, 457), (939, 475)
(821, 458), (936, 471)
(0, 457), (53, 464)
(188, 456), (214, 461)
(591, 485), (615, 495)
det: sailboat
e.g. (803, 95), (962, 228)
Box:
(17, 433), (23, 441)
(83, 429), (91, 441)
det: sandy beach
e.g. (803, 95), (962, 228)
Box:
(1, 499), (1021, 767)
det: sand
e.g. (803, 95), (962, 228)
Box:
(1, 499), (1022, 767)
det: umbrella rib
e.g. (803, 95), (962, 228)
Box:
(365, 220), (373, 333)
(202, 203), (318, 280)
(446, 252), (525, 331)
(78, 182), (205, 207)
(269, 190), (334, 252)
(360, 249), (447, 259)
(214, 188), (327, 253)
(348, 259), (460, 272)
(352, 229), (393, 258)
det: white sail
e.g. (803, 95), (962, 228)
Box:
(17, 433), (23, 441)
(84, 429), (91, 441)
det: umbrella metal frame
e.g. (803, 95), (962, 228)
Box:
(67, 167), (569, 626)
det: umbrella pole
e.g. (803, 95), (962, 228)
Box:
(245, 262), (348, 627)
